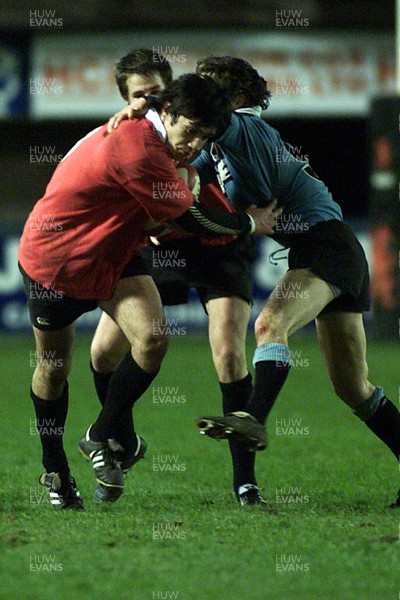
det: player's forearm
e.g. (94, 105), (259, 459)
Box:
(172, 203), (253, 237)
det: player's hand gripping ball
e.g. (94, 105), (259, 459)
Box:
(144, 163), (200, 238)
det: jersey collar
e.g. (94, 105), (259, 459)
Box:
(145, 109), (167, 142)
(235, 106), (262, 117)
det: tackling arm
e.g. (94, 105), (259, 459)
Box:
(172, 202), (254, 237)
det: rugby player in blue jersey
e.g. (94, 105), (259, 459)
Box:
(194, 56), (400, 508)
(104, 54), (400, 508)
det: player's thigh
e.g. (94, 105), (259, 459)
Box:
(315, 310), (374, 407)
(32, 323), (75, 377)
(257, 268), (335, 338)
(91, 311), (130, 372)
(99, 275), (165, 347)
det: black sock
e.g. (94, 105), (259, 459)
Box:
(220, 373), (256, 492)
(246, 360), (291, 425)
(90, 361), (136, 456)
(90, 361), (112, 405)
(91, 352), (158, 442)
(365, 397), (400, 460)
(31, 383), (69, 475)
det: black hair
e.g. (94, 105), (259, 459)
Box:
(196, 55), (271, 110)
(115, 48), (173, 101)
(159, 73), (232, 137)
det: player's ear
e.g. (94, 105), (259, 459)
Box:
(160, 102), (171, 123)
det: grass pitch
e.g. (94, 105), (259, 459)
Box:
(0, 332), (399, 600)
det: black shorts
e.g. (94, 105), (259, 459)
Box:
(286, 220), (370, 313)
(140, 236), (255, 309)
(19, 256), (149, 331)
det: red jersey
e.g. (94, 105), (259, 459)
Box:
(18, 113), (194, 300)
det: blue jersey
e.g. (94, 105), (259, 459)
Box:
(192, 107), (342, 245)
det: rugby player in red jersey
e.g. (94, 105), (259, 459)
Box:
(90, 49), (268, 506)
(18, 73), (281, 509)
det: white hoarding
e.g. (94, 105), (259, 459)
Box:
(30, 31), (395, 118)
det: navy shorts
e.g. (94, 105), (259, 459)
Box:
(19, 256), (149, 331)
(140, 235), (255, 310)
(286, 220), (370, 313)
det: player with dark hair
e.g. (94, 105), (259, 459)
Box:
(18, 73), (279, 510)
(191, 56), (400, 508)
(196, 55), (271, 110)
(91, 50), (281, 507)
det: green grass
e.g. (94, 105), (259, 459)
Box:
(0, 333), (399, 600)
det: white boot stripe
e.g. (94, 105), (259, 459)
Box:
(133, 435), (141, 457)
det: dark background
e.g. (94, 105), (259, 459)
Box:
(0, 118), (369, 221)
(0, 0), (394, 221)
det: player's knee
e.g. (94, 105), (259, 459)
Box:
(254, 312), (284, 343)
(138, 329), (168, 363)
(90, 340), (121, 373)
(36, 359), (70, 386)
